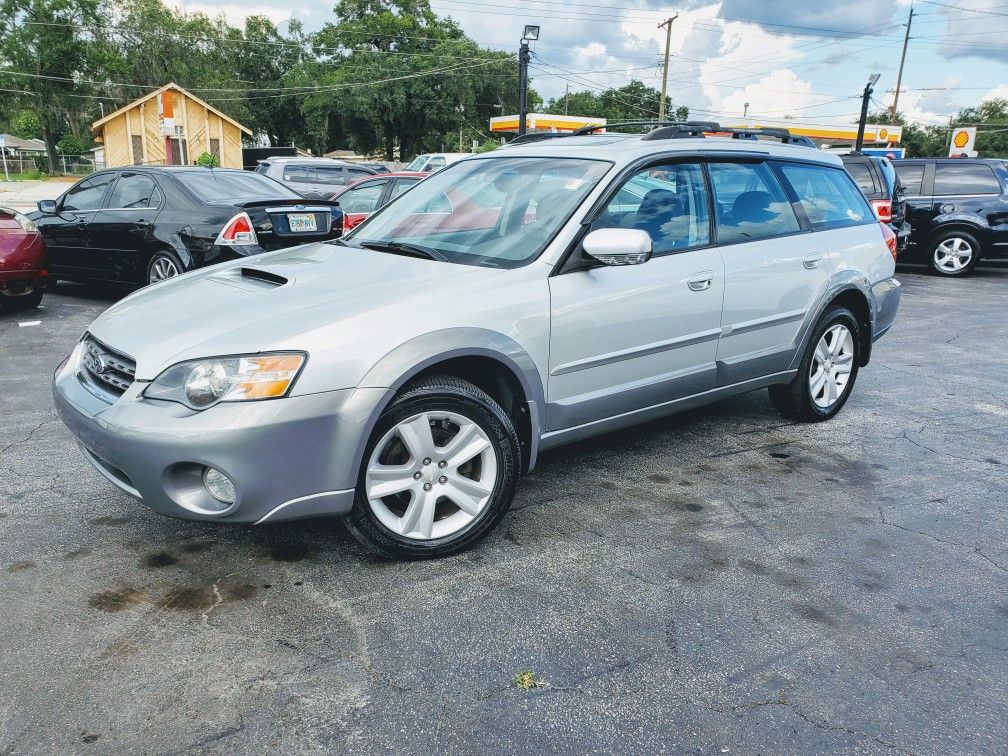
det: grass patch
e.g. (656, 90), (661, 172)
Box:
(514, 670), (546, 690)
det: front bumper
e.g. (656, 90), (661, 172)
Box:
(871, 276), (901, 342)
(52, 344), (374, 524)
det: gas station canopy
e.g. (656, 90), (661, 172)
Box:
(490, 113), (606, 134)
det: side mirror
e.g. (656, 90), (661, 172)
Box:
(582, 228), (652, 266)
(37, 199), (57, 215)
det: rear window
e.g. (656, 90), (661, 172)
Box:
(175, 170), (300, 202)
(845, 162), (877, 196)
(874, 158), (899, 196)
(777, 163), (872, 228)
(934, 163), (1001, 195)
(894, 163), (925, 195)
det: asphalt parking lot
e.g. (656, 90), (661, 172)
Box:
(2, 266), (1007, 754)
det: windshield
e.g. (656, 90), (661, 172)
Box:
(343, 156), (610, 268)
(403, 155), (430, 171)
(176, 170), (301, 202)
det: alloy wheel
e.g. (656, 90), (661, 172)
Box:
(149, 256), (180, 283)
(809, 324), (855, 409)
(365, 411), (498, 540)
(933, 237), (973, 274)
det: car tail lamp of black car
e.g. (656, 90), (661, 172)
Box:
(870, 199), (893, 224)
(880, 222), (898, 261)
(215, 212), (258, 246)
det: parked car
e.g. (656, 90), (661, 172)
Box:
(401, 153), (471, 173)
(841, 153), (910, 253)
(53, 131), (900, 559)
(892, 158), (1008, 276)
(33, 167), (342, 286)
(254, 157), (376, 199)
(330, 171), (427, 231)
(0, 206), (47, 311)
(356, 162), (391, 174)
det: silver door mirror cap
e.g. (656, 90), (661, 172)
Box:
(582, 228), (653, 266)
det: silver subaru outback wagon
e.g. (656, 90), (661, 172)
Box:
(53, 125), (901, 559)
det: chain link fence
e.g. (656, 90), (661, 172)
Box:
(0, 153), (101, 178)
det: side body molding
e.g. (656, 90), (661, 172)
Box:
(335, 328), (547, 491)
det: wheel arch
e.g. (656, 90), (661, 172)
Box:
(792, 277), (874, 370)
(928, 220), (989, 258)
(350, 329), (546, 479)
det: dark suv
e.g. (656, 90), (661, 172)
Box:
(841, 153), (910, 253)
(893, 158), (1008, 276)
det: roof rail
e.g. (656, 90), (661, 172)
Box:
(718, 127), (817, 148)
(573, 120), (722, 136)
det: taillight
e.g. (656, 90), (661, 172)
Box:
(214, 212), (258, 246)
(879, 222), (898, 261)
(870, 199), (892, 223)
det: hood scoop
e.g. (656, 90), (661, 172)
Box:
(240, 267), (288, 287)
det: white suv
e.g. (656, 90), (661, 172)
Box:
(53, 123), (901, 559)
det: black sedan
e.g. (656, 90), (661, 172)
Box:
(33, 167), (343, 286)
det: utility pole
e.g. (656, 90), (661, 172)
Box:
(658, 14), (678, 121)
(564, 83), (569, 115)
(518, 25), (540, 136)
(890, 5), (913, 124)
(855, 72), (881, 152)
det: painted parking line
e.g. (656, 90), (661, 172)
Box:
(18, 320), (41, 327)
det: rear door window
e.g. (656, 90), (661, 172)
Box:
(777, 162), (872, 228)
(282, 165), (309, 182)
(933, 163), (1001, 195)
(107, 174), (159, 209)
(708, 162), (800, 244)
(314, 166), (347, 186)
(845, 162), (878, 196)
(894, 164), (926, 195)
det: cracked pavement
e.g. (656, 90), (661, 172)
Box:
(1, 267), (1007, 754)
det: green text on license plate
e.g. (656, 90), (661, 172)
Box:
(288, 213), (317, 232)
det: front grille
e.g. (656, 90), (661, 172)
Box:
(81, 335), (136, 396)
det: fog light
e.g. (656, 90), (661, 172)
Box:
(203, 467), (236, 505)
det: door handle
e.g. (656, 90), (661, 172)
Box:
(687, 272), (714, 291)
(803, 254), (824, 269)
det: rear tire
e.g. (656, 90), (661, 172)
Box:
(345, 375), (521, 559)
(930, 230), (980, 277)
(146, 251), (184, 285)
(0, 288), (43, 312)
(769, 306), (860, 423)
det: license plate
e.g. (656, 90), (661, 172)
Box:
(288, 213), (317, 233)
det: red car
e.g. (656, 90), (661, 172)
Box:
(330, 171), (428, 231)
(0, 206), (47, 312)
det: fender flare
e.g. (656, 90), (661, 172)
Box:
(342, 328), (546, 484)
(789, 273), (875, 371)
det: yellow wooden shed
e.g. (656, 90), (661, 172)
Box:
(91, 83), (252, 169)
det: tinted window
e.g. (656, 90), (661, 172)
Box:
(934, 163), (1001, 195)
(591, 163), (710, 254)
(107, 175), (159, 209)
(339, 180), (387, 213)
(778, 163), (872, 228)
(875, 158), (899, 196)
(845, 162), (877, 196)
(708, 162), (800, 243)
(176, 171), (301, 202)
(61, 174), (115, 211)
(894, 164), (925, 195)
(389, 177), (419, 199)
(314, 166), (347, 185)
(282, 165), (308, 182)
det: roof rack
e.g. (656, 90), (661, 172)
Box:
(573, 120), (721, 136)
(719, 127), (817, 148)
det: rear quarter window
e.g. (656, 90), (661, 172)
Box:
(777, 162), (872, 229)
(933, 163), (1002, 195)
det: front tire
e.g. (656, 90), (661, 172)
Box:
(345, 376), (521, 559)
(0, 288), (43, 312)
(769, 306), (860, 423)
(930, 230), (980, 277)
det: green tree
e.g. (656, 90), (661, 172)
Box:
(0, 0), (103, 171)
(545, 81), (689, 126)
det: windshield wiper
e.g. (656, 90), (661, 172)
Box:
(358, 240), (449, 262)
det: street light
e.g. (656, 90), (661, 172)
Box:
(855, 72), (881, 152)
(743, 102), (750, 119)
(518, 25), (540, 136)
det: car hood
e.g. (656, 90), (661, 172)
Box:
(87, 243), (502, 379)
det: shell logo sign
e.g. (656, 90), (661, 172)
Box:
(949, 127), (977, 157)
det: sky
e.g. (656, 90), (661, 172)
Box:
(181, 0), (1008, 127)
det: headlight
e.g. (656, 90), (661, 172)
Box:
(13, 211), (37, 233)
(143, 352), (306, 410)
